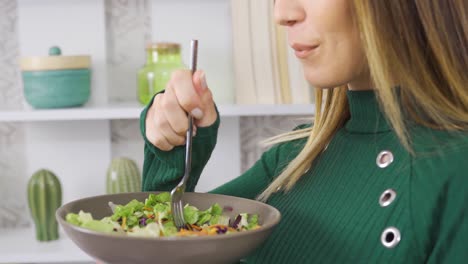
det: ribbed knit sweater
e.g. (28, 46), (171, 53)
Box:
(140, 90), (468, 263)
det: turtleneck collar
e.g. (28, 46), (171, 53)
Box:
(345, 90), (392, 133)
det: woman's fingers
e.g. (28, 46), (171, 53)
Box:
(162, 86), (190, 137)
(145, 69), (217, 151)
(170, 70), (204, 119)
(191, 71), (218, 127)
(146, 93), (185, 151)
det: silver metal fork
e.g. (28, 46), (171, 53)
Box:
(171, 39), (198, 231)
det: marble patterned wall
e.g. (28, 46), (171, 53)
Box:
(239, 115), (313, 173)
(105, 0), (150, 171)
(105, 0), (151, 102)
(0, 0), (29, 228)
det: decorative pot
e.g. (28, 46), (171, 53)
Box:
(20, 46), (91, 109)
(106, 157), (141, 194)
(27, 169), (62, 241)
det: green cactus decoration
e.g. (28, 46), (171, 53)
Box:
(106, 157), (141, 194)
(27, 169), (62, 241)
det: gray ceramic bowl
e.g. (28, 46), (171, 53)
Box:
(56, 192), (281, 264)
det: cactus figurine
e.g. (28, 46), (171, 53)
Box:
(27, 169), (62, 241)
(106, 157), (141, 194)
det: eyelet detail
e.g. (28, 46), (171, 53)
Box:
(381, 227), (401, 248)
(376, 150), (394, 168)
(379, 189), (397, 207)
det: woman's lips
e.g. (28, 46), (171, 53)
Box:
(291, 43), (319, 59)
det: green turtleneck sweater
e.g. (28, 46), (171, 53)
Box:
(140, 91), (468, 263)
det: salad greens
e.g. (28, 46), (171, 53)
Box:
(66, 192), (260, 237)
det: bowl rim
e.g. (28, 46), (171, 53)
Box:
(56, 191), (282, 242)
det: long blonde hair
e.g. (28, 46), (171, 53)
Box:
(258, 0), (468, 201)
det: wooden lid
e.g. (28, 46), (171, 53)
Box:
(20, 46), (91, 71)
(146, 42), (181, 53)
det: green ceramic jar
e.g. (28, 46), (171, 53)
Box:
(20, 46), (91, 109)
(137, 43), (186, 105)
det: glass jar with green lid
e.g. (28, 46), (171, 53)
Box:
(137, 42), (186, 105)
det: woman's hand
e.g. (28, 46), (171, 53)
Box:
(145, 70), (217, 151)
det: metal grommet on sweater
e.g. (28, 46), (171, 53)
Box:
(376, 150), (394, 168)
(381, 227), (401, 248)
(379, 189), (397, 207)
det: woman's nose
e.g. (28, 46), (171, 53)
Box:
(274, 0), (305, 27)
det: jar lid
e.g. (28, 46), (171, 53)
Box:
(20, 46), (91, 71)
(146, 42), (181, 53)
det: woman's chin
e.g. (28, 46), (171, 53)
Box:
(304, 72), (346, 89)
(306, 79), (345, 89)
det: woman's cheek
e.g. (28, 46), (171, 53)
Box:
(302, 58), (350, 88)
(301, 41), (367, 88)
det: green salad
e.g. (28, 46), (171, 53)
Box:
(65, 192), (260, 237)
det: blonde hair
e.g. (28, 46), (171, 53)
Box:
(258, 1), (468, 201)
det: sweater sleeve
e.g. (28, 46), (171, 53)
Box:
(209, 124), (311, 199)
(411, 139), (468, 264)
(208, 143), (282, 200)
(140, 95), (220, 192)
(424, 144), (468, 263)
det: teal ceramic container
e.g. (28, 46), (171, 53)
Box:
(20, 46), (91, 109)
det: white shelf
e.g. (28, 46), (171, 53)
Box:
(0, 227), (92, 263)
(0, 102), (315, 122)
(0, 102), (143, 122)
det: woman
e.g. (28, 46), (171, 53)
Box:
(140, 0), (468, 263)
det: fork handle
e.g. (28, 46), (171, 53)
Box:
(179, 40), (198, 189)
(180, 40), (198, 188)
(181, 114), (194, 187)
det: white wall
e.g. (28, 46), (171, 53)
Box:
(151, 0), (234, 105)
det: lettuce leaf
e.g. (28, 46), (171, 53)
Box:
(247, 214), (259, 230)
(111, 199), (144, 221)
(210, 203), (223, 216)
(197, 213), (212, 226)
(183, 205), (199, 225)
(129, 223), (160, 237)
(145, 192), (171, 207)
(161, 221), (178, 236)
(66, 213), (81, 226)
(82, 219), (114, 233)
